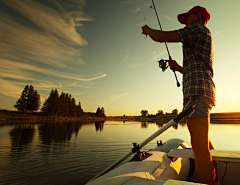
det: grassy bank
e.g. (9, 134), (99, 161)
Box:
(106, 112), (240, 124)
(210, 112), (240, 123)
(106, 115), (178, 122)
(0, 110), (105, 124)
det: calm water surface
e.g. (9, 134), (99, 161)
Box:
(0, 120), (240, 185)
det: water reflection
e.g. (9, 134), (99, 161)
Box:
(9, 124), (35, 147)
(7, 120), (184, 153)
(38, 121), (81, 144)
(37, 121), (105, 144)
(139, 120), (185, 129)
(156, 121), (165, 128)
(1, 120), (240, 185)
(7, 120), (183, 151)
(141, 121), (148, 128)
(95, 121), (104, 132)
(8, 124), (35, 163)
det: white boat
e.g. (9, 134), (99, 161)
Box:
(86, 107), (240, 185)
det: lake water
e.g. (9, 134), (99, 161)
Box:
(0, 120), (240, 185)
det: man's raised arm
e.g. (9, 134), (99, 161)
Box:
(141, 25), (181, 43)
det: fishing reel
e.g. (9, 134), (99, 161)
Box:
(158, 59), (169, 72)
(158, 59), (180, 87)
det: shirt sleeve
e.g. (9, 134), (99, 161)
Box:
(176, 24), (201, 46)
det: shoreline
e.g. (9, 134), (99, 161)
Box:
(1, 110), (240, 125)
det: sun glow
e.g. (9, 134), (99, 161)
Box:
(232, 94), (236, 98)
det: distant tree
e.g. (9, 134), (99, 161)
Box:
(64, 93), (70, 116)
(148, 114), (155, 118)
(157, 110), (164, 115)
(58, 92), (66, 116)
(95, 107), (106, 117)
(41, 90), (85, 117)
(41, 90), (53, 115)
(68, 94), (72, 113)
(171, 109), (178, 115)
(53, 89), (59, 114)
(32, 91), (41, 112)
(100, 107), (106, 117)
(14, 85), (40, 113)
(41, 89), (59, 115)
(96, 107), (101, 117)
(14, 85), (29, 112)
(141, 110), (148, 117)
(27, 85), (34, 111)
(76, 102), (83, 117)
(70, 98), (77, 116)
(26, 85), (40, 113)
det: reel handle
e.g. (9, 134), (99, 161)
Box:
(158, 58), (180, 87)
(171, 65), (181, 87)
(168, 56), (180, 87)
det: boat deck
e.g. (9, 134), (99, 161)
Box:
(168, 149), (240, 163)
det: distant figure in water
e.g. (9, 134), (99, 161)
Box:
(142, 6), (217, 185)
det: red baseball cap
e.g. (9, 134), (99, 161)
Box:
(178, 6), (210, 24)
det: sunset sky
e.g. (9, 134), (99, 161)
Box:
(0, 0), (239, 116)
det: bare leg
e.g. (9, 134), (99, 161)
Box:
(209, 139), (218, 182)
(187, 117), (216, 185)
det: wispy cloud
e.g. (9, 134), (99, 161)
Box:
(0, 0), (107, 100)
(0, 59), (107, 82)
(125, 49), (167, 69)
(119, 0), (134, 5)
(0, 0), (93, 68)
(163, 14), (172, 22)
(0, 78), (26, 98)
(132, 7), (141, 13)
(213, 29), (228, 36)
(119, 0), (143, 14)
(109, 93), (129, 101)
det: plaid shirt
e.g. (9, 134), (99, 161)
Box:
(176, 23), (216, 106)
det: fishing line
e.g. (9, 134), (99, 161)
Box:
(141, 0), (147, 24)
(150, 0), (171, 59)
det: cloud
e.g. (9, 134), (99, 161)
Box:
(0, 0), (94, 68)
(150, 50), (168, 61)
(125, 49), (167, 69)
(132, 7), (141, 13)
(213, 30), (228, 36)
(0, 0), (108, 100)
(163, 14), (172, 22)
(119, 0), (133, 5)
(0, 59), (107, 82)
(109, 93), (129, 101)
(0, 78), (26, 98)
(119, 0), (143, 14)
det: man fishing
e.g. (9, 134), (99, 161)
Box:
(142, 6), (217, 185)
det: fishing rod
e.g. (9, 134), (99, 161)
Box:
(150, 0), (180, 87)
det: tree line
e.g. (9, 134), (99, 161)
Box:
(14, 85), (40, 113)
(14, 85), (106, 117)
(141, 109), (179, 117)
(41, 89), (83, 117)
